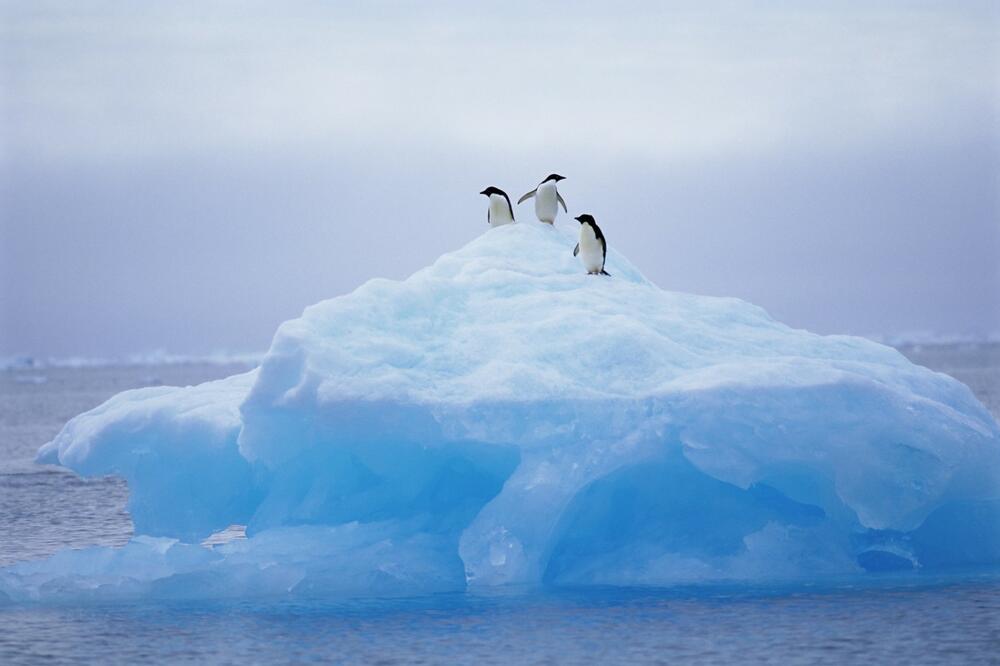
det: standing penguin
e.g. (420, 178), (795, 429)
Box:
(518, 174), (568, 224)
(573, 214), (610, 276)
(480, 187), (515, 227)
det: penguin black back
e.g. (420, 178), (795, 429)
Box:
(574, 214), (610, 276)
(576, 214), (607, 246)
(479, 186), (515, 223)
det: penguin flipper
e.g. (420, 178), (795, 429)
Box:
(573, 243), (579, 257)
(517, 189), (537, 204)
(557, 192), (568, 213)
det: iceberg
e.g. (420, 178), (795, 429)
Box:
(5, 221), (999, 601)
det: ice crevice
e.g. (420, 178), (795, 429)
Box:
(5, 220), (999, 602)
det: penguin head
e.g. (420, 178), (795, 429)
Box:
(542, 174), (566, 184)
(575, 214), (596, 226)
(480, 186), (506, 197)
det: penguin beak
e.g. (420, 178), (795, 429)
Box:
(479, 189), (488, 196)
(574, 215), (584, 223)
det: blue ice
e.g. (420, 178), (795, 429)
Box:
(5, 221), (999, 602)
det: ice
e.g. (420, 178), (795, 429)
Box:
(36, 371), (260, 542)
(6, 221), (999, 602)
(0, 350), (262, 370)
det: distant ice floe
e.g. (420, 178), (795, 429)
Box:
(1, 350), (263, 371)
(864, 331), (1000, 348)
(4, 221), (999, 603)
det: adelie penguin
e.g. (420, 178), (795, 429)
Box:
(518, 174), (567, 225)
(480, 187), (515, 227)
(573, 214), (611, 276)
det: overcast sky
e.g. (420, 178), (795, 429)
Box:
(2, 1), (998, 358)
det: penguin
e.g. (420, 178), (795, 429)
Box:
(517, 174), (567, 224)
(480, 187), (515, 227)
(573, 214), (610, 276)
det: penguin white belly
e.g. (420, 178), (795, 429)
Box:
(488, 194), (514, 227)
(578, 225), (605, 273)
(535, 182), (559, 224)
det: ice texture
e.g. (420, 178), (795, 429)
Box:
(6, 221), (1000, 601)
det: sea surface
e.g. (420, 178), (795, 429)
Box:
(1, 344), (998, 665)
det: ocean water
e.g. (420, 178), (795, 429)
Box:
(1, 345), (998, 664)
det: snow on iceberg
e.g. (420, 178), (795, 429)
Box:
(7, 220), (1000, 601)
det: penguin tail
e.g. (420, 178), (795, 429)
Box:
(600, 269), (611, 277)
